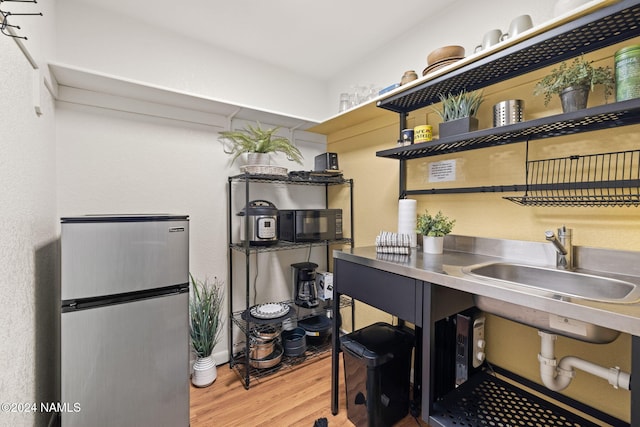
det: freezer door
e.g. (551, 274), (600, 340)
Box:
(61, 293), (189, 427)
(61, 218), (189, 299)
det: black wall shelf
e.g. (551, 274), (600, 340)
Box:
(377, 0), (640, 114)
(374, 0), (640, 203)
(376, 98), (640, 160)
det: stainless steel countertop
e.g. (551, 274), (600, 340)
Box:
(334, 235), (640, 337)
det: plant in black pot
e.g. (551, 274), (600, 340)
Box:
(533, 55), (614, 113)
(190, 273), (224, 387)
(434, 90), (484, 138)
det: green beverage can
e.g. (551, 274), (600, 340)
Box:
(615, 44), (640, 101)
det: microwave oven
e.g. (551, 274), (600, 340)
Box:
(278, 209), (343, 242)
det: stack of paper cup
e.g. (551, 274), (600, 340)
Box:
(398, 199), (417, 248)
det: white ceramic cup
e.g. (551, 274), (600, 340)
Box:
(500, 14), (534, 41)
(474, 29), (503, 53)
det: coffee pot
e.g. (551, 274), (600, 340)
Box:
(292, 262), (319, 308)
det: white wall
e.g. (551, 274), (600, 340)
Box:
(0, 3), (58, 427)
(55, 0), (330, 122)
(55, 102), (326, 365)
(56, 0), (558, 120)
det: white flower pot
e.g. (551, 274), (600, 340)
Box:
(246, 152), (270, 165)
(422, 236), (444, 254)
(192, 355), (217, 387)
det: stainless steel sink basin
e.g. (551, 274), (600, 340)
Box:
(462, 262), (640, 343)
(463, 262), (640, 304)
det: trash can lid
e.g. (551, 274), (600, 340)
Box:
(340, 322), (413, 367)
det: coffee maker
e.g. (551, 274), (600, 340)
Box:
(292, 262), (319, 308)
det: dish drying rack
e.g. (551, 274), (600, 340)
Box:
(504, 148), (640, 207)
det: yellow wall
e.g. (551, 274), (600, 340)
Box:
(325, 39), (640, 422)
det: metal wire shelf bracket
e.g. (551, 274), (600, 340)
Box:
(0, 0), (42, 40)
(229, 297), (352, 387)
(504, 147), (640, 207)
(230, 239), (354, 254)
(226, 173), (354, 389)
(228, 173), (352, 186)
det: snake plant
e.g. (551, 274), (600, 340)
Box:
(219, 122), (304, 165)
(434, 90), (484, 122)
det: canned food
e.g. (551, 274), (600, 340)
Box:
(615, 44), (640, 101)
(401, 129), (414, 145)
(414, 125), (433, 143)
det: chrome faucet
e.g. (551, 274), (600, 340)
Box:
(545, 226), (573, 270)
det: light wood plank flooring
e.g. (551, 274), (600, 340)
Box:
(190, 354), (429, 426)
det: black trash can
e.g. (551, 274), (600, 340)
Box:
(340, 322), (414, 427)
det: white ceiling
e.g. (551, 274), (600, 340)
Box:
(75, 0), (452, 80)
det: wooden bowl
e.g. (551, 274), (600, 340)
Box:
(422, 57), (464, 76)
(427, 45), (465, 65)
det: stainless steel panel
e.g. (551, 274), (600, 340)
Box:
(61, 293), (189, 427)
(464, 262), (640, 303)
(61, 219), (189, 299)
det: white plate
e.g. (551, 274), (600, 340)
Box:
(250, 302), (290, 319)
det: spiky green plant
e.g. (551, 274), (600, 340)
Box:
(434, 90), (484, 122)
(219, 122), (304, 165)
(533, 55), (614, 106)
(416, 210), (456, 237)
(189, 273), (224, 358)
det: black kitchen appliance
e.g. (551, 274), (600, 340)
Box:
(278, 209), (342, 242)
(433, 307), (485, 400)
(292, 261), (319, 308)
(237, 200), (278, 246)
(314, 152), (339, 171)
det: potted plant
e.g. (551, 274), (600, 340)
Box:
(190, 273), (224, 387)
(434, 90), (484, 138)
(416, 210), (455, 254)
(219, 122), (304, 166)
(533, 55), (614, 113)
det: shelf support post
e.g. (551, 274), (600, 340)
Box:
(399, 112), (408, 198)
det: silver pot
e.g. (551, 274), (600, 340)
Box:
(249, 325), (282, 359)
(249, 343), (283, 369)
(250, 338), (275, 360)
(252, 325), (281, 341)
(237, 200), (278, 246)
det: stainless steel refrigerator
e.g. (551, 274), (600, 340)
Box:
(60, 214), (190, 427)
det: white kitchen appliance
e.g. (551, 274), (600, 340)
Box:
(60, 214), (190, 427)
(237, 200), (278, 246)
(316, 271), (333, 301)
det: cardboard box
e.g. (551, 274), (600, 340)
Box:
(316, 271), (333, 300)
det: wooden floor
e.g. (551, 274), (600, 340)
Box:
(190, 354), (429, 427)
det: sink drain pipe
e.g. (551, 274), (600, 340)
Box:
(538, 330), (631, 392)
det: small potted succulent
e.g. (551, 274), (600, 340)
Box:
(190, 273), (224, 387)
(219, 122), (304, 166)
(533, 55), (614, 113)
(416, 210), (455, 254)
(434, 90), (484, 138)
